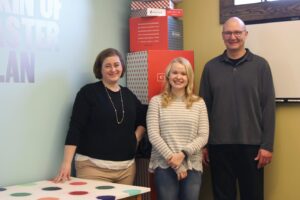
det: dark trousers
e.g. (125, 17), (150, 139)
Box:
(209, 145), (264, 200)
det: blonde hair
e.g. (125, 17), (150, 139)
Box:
(161, 57), (200, 108)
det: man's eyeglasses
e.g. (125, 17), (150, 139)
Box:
(222, 30), (245, 37)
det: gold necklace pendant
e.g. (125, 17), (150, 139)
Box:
(104, 86), (125, 125)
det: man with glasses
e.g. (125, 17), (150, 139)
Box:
(199, 17), (275, 200)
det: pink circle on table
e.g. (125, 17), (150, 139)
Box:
(69, 191), (88, 195)
(38, 198), (60, 200)
(69, 181), (87, 185)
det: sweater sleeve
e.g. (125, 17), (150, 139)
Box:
(260, 62), (276, 151)
(147, 96), (173, 160)
(199, 64), (212, 115)
(182, 99), (209, 155)
(65, 87), (91, 146)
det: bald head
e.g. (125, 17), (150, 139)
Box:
(222, 17), (248, 57)
(223, 17), (246, 32)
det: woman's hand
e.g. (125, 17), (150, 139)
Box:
(52, 162), (72, 183)
(52, 145), (77, 183)
(168, 152), (185, 169)
(175, 165), (188, 180)
(177, 170), (188, 180)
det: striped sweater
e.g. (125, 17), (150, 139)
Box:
(147, 95), (209, 172)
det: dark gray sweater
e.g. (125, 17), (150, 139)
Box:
(200, 49), (275, 151)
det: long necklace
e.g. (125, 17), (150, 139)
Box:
(104, 86), (125, 125)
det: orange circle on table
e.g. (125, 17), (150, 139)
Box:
(69, 191), (88, 195)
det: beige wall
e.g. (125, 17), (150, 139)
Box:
(178, 1), (300, 199)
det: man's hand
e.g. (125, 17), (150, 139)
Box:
(255, 148), (273, 168)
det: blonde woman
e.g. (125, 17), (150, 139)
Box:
(147, 57), (209, 200)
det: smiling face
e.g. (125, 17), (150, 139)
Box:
(222, 17), (248, 54)
(168, 62), (188, 95)
(101, 55), (123, 85)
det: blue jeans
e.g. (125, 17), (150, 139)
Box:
(154, 167), (202, 200)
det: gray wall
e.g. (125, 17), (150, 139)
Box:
(0, 0), (131, 186)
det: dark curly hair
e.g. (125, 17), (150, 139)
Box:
(93, 48), (126, 79)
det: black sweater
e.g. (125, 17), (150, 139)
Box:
(65, 81), (146, 161)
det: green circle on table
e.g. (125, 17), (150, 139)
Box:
(96, 185), (115, 190)
(42, 187), (62, 191)
(11, 192), (32, 197)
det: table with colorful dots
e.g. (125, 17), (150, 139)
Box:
(0, 177), (150, 200)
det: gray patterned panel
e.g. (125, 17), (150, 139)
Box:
(126, 52), (149, 104)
